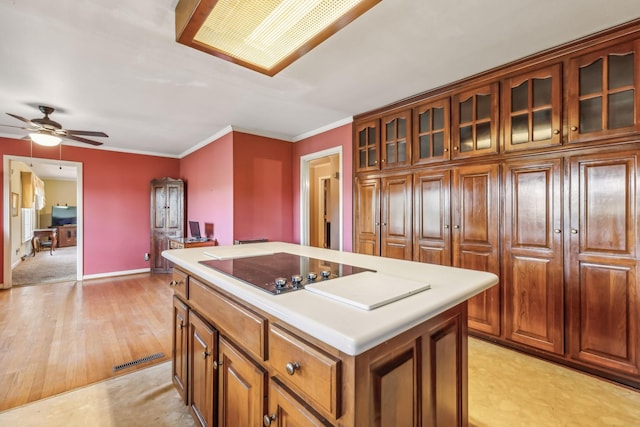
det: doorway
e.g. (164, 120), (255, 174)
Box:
(3, 155), (83, 288)
(300, 147), (342, 250)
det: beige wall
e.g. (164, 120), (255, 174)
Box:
(40, 179), (77, 228)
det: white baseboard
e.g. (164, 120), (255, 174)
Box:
(82, 268), (151, 280)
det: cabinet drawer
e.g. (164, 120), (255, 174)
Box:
(189, 277), (267, 361)
(269, 323), (341, 417)
(170, 268), (188, 300)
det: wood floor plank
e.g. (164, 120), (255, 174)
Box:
(0, 273), (173, 411)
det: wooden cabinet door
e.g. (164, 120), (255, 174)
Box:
(503, 158), (564, 354)
(567, 39), (640, 143)
(452, 83), (500, 159)
(173, 296), (189, 404)
(151, 178), (184, 273)
(189, 312), (218, 427)
(381, 174), (413, 260)
(452, 163), (501, 336)
(355, 177), (380, 256)
(266, 379), (328, 427)
(381, 110), (411, 169)
(218, 337), (267, 427)
(502, 64), (562, 151)
(413, 98), (451, 165)
(568, 151), (639, 375)
(354, 119), (380, 172)
(413, 170), (452, 266)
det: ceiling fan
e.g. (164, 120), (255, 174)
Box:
(1, 105), (108, 146)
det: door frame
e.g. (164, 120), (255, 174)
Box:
(300, 147), (343, 250)
(3, 155), (83, 288)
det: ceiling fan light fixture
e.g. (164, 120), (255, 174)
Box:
(175, 0), (381, 76)
(29, 132), (62, 147)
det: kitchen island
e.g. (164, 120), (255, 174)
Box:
(163, 242), (498, 427)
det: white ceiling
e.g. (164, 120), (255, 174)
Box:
(1, 1), (639, 159)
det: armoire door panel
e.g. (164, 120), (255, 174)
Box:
(166, 184), (183, 231)
(579, 158), (635, 256)
(504, 158), (564, 354)
(381, 175), (413, 260)
(153, 186), (166, 230)
(414, 170), (451, 266)
(569, 150), (639, 375)
(355, 178), (380, 255)
(453, 164), (501, 336)
(571, 262), (638, 374)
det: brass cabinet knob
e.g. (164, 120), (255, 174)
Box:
(213, 360), (222, 369)
(554, 229), (561, 233)
(263, 414), (276, 426)
(202, 350), (210, 359)
(444, 225), (450, 229)
(453, 225), (460, 229)
(453, 146), (459, 151)
(553, 129), (560, 135)
(571, 229), (578, 234)
(169, 280), (183, 286)
(178, 321), (184, 330)
(285, 361), (300, 375)
(570, 126), (578, 131)
(444, 148), (449, 152)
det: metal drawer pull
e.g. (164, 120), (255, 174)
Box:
(263, 414), (276, 426)
(178, 321), (184, 330)
(202, 350), (210, 359)
(554, 229), (561, 233)
(213, 360), (223, 369)
(285, 361), (300, 375)
(169, 280), (183, 286)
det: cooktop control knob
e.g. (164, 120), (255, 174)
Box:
(291, 275), (303, 288)
(307, 272), (317, 281)
(275, 277), (287, 289)
(321, 270), (331, 279)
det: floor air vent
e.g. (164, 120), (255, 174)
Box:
(112, 352), (164, 372)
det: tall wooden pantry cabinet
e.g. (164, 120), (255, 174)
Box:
(150, 177), (184, 273)
(353, 19), (640, 389)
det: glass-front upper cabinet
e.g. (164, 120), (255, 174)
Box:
(452, 83), (499, 159)
(568, 39), (640, 143)
(355, 119), (380, 172)
(503, 64), (562, 151)
(412, 98), (450, 165)
(380, 110), (411, 169)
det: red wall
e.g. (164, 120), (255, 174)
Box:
(233, 132), (293, 244)
(180, 132), (234, 245)
(0, 136), (180, 277)
(292, 123), (353, 252)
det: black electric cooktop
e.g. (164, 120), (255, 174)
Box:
(199, 252), (374, 295)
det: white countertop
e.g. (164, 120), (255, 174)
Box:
(162, 242), (498, 356)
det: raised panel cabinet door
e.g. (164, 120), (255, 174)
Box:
(568, 151), (639, 375)
(567, 39), (640, 143)
(218, 337), (267, 427)
(355, 178), (381, 256)
(173, 296), (189, 404)
(265, 378), (328, 427)
(166, 182), (184, 233)
(354, 119), (380, 172)
(452, 82), (500, 159)
(381, 174), (413, 260)
(503, 158), (564, 354)
(189, 312), (218, 427)
(452, 163), (501, 336)
(503, 64), (563, 151)
(413, 97), (451, 165)
(413, 170), (452, 266)
(381, 110), (411, 169)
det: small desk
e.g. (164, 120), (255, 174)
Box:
(32, 228), (58, 255)
(169, 237), (218, 249)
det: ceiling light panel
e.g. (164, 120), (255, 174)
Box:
(176, 0), (381, 76)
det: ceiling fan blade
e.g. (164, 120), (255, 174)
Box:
(66, 130), (109, 137)
(64, 134), (104, 146)
(0, 123), (32, 130)
(6, 113), (38, 127)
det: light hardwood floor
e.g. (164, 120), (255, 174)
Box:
(0, 274), (174, 411)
